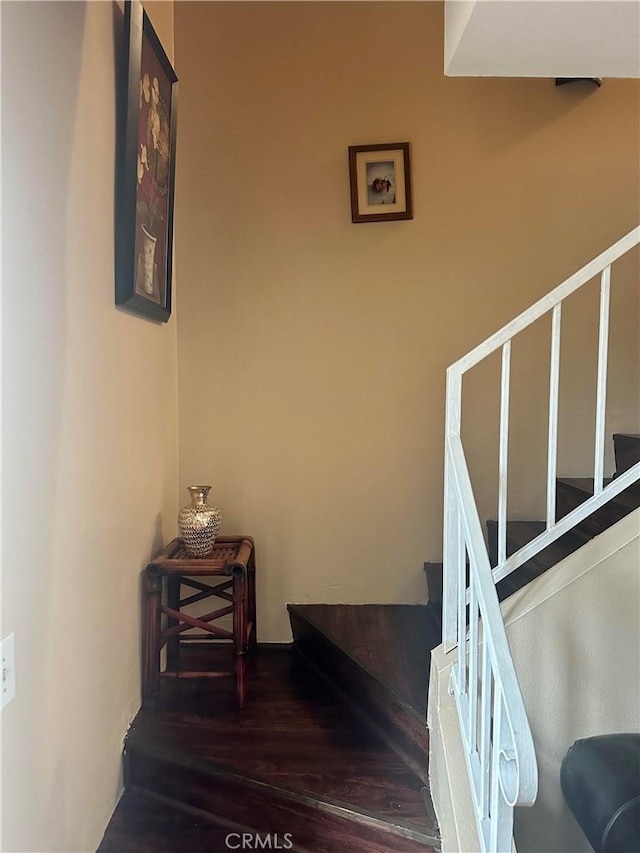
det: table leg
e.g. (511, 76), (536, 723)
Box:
(248, 555), (257, 651)
(233, 569), (247, 708)
(166, 574), (181, 672)
(142, 569), (162, 704)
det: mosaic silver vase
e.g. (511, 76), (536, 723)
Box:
(178, 485), (222, 557)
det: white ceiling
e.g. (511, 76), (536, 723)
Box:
(445, 0), (640, 78)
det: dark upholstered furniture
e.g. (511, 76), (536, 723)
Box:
(561, 733), (640, 852)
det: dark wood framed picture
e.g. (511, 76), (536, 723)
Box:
(348, 142), (412, 224)
(116, 0), (178, 322)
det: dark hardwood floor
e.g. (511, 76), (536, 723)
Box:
(98, 788), (239, 853)
(101, 643), (440, 852)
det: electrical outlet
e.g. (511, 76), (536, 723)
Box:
(2, 633), (16, 710)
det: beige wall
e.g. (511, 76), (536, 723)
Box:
(1, 2), (177, 850)
(174, 1), (639, 643)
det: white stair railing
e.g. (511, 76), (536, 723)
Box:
(442, 226), (640, 853)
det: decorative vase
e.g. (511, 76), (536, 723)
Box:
(178, 485), (222, 557)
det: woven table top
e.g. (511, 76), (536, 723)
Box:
(148, 536), (254, 575)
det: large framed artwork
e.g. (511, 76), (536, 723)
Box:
(348, 142), (412, 224)
(116, 0), (178, 322)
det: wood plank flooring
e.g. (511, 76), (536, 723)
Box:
(98, 789), (239, 853)
(105, 643), (440, 852)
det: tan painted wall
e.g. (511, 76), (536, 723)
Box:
(174, 2), (639, 642)
(1, 2), (177, 850)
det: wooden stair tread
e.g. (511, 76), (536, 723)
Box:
(557, 476), (599, 492)
(98, 788), (235, 852)
(423, 562), (443, 613)
(557, 477), (640, 512)
(126, 645), (438, 842)
(487, 519), (591, 555)
(287, 604), (441, 715)
(613, 433), (640, 476)
(486, 519), (592, 601)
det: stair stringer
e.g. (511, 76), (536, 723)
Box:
(427, 646), (482, 853)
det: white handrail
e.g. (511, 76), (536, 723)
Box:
(442, 227), (640, 852)
(449, 227), (639, 376)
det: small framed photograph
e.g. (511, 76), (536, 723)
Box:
(348, 142), (412, 223)
(115, 0), (178, 322)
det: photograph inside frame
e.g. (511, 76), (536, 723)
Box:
(366, 159), (396, 205)
(134, 25), (173, 306)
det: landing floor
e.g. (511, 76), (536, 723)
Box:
(119, 645), (438, 841)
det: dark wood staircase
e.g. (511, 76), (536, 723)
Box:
(425, 433), (640, 609)
(99, 609), (443, 852)
(288, 604), (441, 785)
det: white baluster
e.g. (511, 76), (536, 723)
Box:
(479, 640), (491, 821)
(457, 522), (467, 695)
(594, 266), (611, 494)
(547, 304), (562, 528)
(468, 576), (479, 753)
(498, 342), (511, 567)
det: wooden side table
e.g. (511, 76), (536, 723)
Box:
(142, 535), (256, 708)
